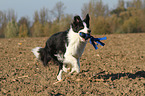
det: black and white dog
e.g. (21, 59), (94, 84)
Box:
(32, 14), (91, 81)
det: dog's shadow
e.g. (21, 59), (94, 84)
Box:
(91, 70), (145, 81)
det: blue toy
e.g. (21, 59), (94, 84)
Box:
(79, 32), (107, 50)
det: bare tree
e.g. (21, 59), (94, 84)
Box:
(118, 0), (125, 8)
(18, 17), (30, 37)
(4, 19), (18, 38)
(81, 3), (90, 18)
(33, 11), (39, 22)
(81, 0), (109, 18)
(0, 11), (5, 37)
(0, 9), (17, 38)
(18, 17), (30, 26)
(0, 11), (3, 23)
(7, 9), (17, 21)
(51, 1), (66, 22)
(40, 7), (49, 24)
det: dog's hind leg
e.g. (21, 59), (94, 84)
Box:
(51, 55), (64, 81)
(57, 62), (63, 81)
(43, 55), (51, 66)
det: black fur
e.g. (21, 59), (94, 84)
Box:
(39, 31), (68, 71)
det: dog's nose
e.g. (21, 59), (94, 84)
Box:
(88, 30), (91, 33)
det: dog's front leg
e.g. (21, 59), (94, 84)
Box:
(64, 55), (80, 74)
(70, 58), (80, 74)
(76, 59), (80, 73)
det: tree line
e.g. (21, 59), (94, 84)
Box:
(0, 0), (145, 38)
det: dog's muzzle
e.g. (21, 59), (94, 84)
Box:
(79, 32), (91, 41)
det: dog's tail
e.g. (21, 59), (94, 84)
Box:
(32, 47), (42, 59)
(32, 47), (51, 66)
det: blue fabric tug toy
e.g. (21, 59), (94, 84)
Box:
(79, 32), (107, 50)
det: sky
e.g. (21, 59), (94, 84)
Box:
(0, 0), (129, 21)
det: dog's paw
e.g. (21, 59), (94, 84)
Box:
(63, 67), (70, 73)
(57, 75), (62, 81)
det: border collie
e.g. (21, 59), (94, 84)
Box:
(32, 14), (91, 81)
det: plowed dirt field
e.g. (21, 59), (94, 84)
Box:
(1, 33), (145, 96)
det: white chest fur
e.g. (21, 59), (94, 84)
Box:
(64, 28), (87, 59)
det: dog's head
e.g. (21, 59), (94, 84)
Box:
(71, 14), (91, 42)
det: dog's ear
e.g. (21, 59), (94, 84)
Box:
(83, 14), (90, 28)
(71, 15), (83, 32)
(73, 15), (82, 25)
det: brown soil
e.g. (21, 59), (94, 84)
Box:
(0, 33), (145, 96)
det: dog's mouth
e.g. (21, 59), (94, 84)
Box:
(79, 32), (91, 41)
